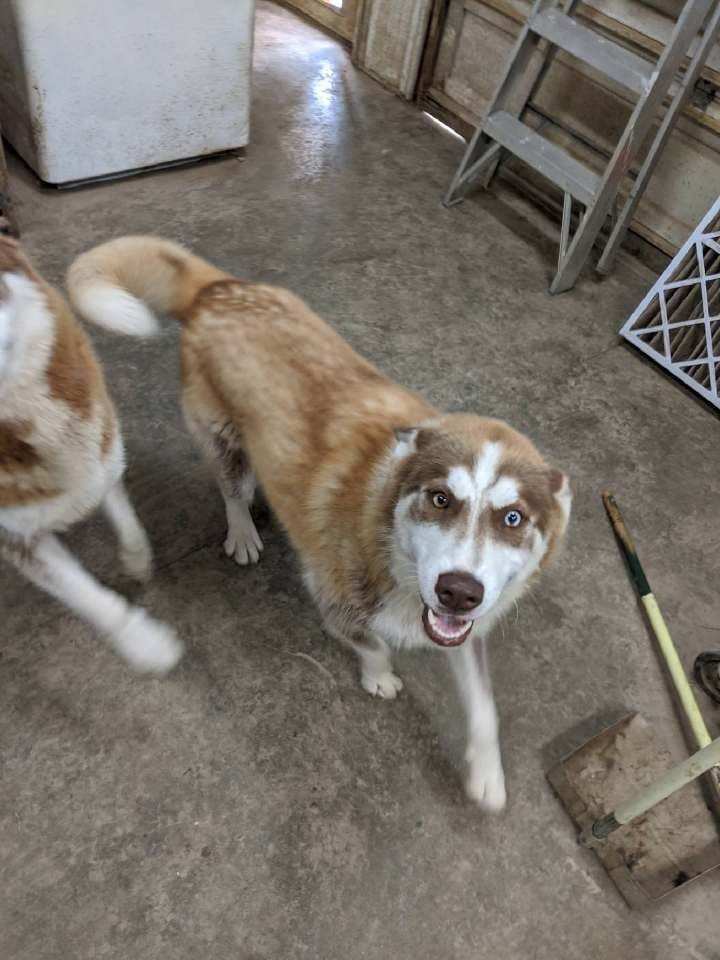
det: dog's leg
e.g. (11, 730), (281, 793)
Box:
(102, 479), (153, 582)
(220, 463), (263, 566)
(354, 633), (404, 699)
(447, 634), (506, 812)
(185, 415), (263, 566)
(2, 534), (183, 673)
(325, 618), (403, 699)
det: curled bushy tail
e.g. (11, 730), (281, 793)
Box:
(67, 235), (227, 336)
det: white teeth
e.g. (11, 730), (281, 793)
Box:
(428, 609), (469, 638)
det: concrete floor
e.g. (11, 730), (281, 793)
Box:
(3, 3), (720, 958)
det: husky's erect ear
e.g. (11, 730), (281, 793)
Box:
(392, 426), (419, 458)
(548, 468), (572, 525)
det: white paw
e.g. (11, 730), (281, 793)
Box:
(466, 750), (507, 812)
(224, 512), (263, 566)
(111, 608), (184, 674)
(361, 670), (404, 699)
(120, 537), (153, 583)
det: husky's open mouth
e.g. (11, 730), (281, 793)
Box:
(422, 605), (473, 647)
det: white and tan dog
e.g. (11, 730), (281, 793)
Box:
(68, 236), (571, 809)
(0, 236), (182, 673)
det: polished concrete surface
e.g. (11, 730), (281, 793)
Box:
(2, 3), (720, 958)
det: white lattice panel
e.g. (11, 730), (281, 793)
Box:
(621, 196), (720, 411)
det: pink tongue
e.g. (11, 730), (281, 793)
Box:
(435, 614), (466, 634)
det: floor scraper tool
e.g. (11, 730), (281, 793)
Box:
(547, 493), (720, 907)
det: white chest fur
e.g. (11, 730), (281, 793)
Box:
(369, 586), (435, 651)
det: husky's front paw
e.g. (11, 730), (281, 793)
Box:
(466, 747), (507, 812)
(224, 507), (263, 566)
(361, 670), (404, 699)
(111, 608), (184, 674)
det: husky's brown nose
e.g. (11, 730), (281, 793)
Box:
(435, 571), (484, 613)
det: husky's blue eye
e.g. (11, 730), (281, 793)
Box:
(504, 510), (523, 528)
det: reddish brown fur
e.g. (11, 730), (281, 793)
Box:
(178, 282), (436, 615)
(0, 236), (44, 282)
(100, 406), (116, 457)
(44, 287), (110, 420)
(0, 419), (58, 507)
(0, 241), (120, 510)
(0, 479), (59, 508)
(1, 236), (114, 427)
(67, 236), (569, 620)
(0, 420), (39, 470)
(180, 287), (567, 612)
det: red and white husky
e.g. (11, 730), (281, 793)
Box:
(0, 236), (182, 673)
(68, 236), (571, 809)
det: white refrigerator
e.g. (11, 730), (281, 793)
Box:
(0, 0), (254, 185)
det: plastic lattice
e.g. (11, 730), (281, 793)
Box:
(621, 195), (720, 411)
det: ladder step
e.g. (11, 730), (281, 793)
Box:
(484, 111), (600, 206)
(530, 8), (654, 96)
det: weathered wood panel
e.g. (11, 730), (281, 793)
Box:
(354, 0), (433, 97)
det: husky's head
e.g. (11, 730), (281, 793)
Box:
(389, 414), (571, 647)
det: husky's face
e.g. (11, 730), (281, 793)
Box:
(390, 415), (571, 647)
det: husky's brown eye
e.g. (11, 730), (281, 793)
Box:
(430, 491), (450, 509)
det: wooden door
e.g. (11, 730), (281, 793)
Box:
(353, 0), (433, 97)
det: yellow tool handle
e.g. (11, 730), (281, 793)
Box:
(587, 735), (720, 842)
(642, 594), (712, 750)
(603, 492), (712, 752)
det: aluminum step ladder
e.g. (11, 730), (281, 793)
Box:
(443, 0), (718, 294)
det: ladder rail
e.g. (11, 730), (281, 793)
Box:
(443, 0), (718, 293)
(443, 0), (543, 205)
(597, 2), (720, 275)
(476, 0), (585, 192)
(444, 0), (581, 205)
(550, 0), (715, 293)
